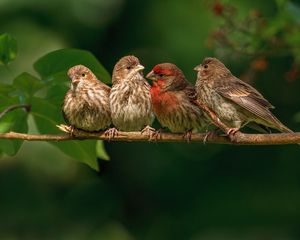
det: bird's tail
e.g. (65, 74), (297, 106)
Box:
(272, 116), (294, 134)
(270, 117), (300, 145)
(278, 124), (294, 133)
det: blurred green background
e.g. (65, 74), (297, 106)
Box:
(1, 0), (300, 239)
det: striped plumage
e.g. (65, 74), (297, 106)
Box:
(147, 63), (208, 134)
(110, 55), (154, 131)
(194, 57), (293, 133)
(62, 65), (111, 131)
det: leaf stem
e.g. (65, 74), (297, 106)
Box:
(0, 104), (31, 119)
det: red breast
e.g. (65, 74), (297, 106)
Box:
(150, 81), (179, 116)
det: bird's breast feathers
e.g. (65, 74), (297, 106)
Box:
(150, 86), (179, 116)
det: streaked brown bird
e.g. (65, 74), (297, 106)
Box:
(109, 55), (154, 136)
(147, 63), (208, 139)
(62, 65), (111, 132)
(194, 57), (293, 135)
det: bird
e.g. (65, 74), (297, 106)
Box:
(194, 57), (293, 135)
(108, 55), (154, 138)
(147, 63), (209, 140)
(62, 64), (111, 132)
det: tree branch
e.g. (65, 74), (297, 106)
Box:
(0, 126), (299, 145)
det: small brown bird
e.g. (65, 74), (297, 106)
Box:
(109, 55), (154, 136)
(147, 63), (208, 139)
(194, 57), (293, 135)
(62, 65), (111, 132)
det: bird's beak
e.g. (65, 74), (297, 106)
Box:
(194, 65), (201, 71)
(146, 70), (156, 81)
(71, 77), (80, 85)
(135, 64), (145, 72)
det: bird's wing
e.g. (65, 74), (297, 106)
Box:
(213, 75), (290, 131)
(183, 83), (198, 102)
(61, 97), (70, 125)
(215, 75), (274, 108)
(103, 83), (111, 94)
(97, 81), (111, 93)
(61, 109), (69, 125)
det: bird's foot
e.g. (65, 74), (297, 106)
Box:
(203, 129), (220, 144)
(183, 130), (193, 142)
(104, 127), (119, 141)
(150, 128), (164, 141)
(141, 125), (156, 137)
(56, 124), (75, 135)
(226, 128), (240, 141)
(69, 125), (76, 136)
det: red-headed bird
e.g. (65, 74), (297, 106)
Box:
(147, 63), (208, 140)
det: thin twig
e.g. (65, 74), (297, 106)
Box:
(0, 104), (31, 119)
(0, 127), (299, 145)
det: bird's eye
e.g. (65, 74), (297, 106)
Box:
(81, 73), (86, 77)
(159, 74), (164, 77)
(126, 66), (131, 70)
(204, 64), (208, 69)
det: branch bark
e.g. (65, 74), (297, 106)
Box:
(0, 126), (300, 145)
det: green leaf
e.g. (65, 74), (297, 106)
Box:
(30, 97), (100, 170)
(0, 110), (28, 156)
(45, 81), (68, 104)
(0, 96), (28, 156)
(33, 48), (111, 84)
(96, 141), (110, 161)
(0, 33), (18, 65)
(0, 83), (14, 96)
(13, 72), (44, 100)
(30, 97), (64, 133)
(54, 141), (100, 171)
(287, 2), (300, 24)
(276, 0), (288, 9)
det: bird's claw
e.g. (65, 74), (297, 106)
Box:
(150, 128), (163, 142)
(226, 128), (240, 141)
(183, 130), (192, 142)
(104, 127), (119, 141)
(57, 124), (74, 135)
(203, 129), (220, 144)
(203, 130), (213, 144)
(60, 124), (75, 136)
(69, 125), (75, 136)
(141, 125), (156, 137)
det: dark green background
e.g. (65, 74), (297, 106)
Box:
(1, 0), (300, 239)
